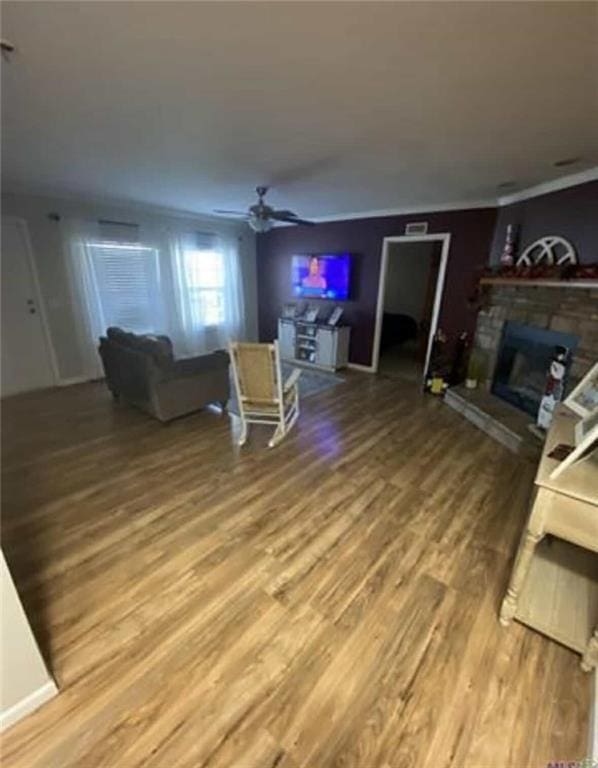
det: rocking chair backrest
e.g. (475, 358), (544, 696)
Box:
(230, 342), (280, 404)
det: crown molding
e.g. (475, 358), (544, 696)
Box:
(1, 184), (247, 231)
(309, 168), (598, 223)
(275, 167), (598, 225)
(305, 198), (497, 224)
(276, 167), (598, 225)
(5, 166), (597, 230)
(497, 167), (598, 206)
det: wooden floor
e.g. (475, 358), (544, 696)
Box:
(0, 373), (590, 767)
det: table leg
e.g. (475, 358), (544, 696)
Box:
(500, 529), (542, 626)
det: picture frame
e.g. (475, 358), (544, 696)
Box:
(327, 306), (343, 326)
(564, 361), (598, 418)
(550, 412), (598, 480)
(574, 407), (598, 446)
(304, 305), (319, 323)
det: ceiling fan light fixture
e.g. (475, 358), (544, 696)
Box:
(217, 186), (312, 232)
(248, 215), (273, 233)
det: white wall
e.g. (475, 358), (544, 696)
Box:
(1, 551), (57, 730)
(383, 241), (435, 321)
(1, 192), (258, 383)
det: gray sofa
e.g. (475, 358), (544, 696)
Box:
(98, 327), (230, 422)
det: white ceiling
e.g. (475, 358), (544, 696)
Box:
(2, 1), (598, 219)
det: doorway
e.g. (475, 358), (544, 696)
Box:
(1, 217), (58, 396)
(372, 234), (450, 380)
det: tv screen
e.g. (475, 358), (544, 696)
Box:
(292, 253), (351, 301)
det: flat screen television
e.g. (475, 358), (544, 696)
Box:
(291, 253), (351, 301)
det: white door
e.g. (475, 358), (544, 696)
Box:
(1, 218), (56, 396)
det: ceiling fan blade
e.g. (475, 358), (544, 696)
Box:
(270, 212), (315, 226)
(213, 209), (249, 217)
(270, 209), (296, 218)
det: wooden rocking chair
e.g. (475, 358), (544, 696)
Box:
(229, 341), (302, 448)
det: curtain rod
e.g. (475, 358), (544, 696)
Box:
(98, 218), (138, 228)
(47, 214), (139, 227)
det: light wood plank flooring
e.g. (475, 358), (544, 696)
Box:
(0, 373), (590, 767)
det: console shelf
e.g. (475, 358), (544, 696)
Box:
(499, 404), (598, 670)
(278, 318), (350, 373)
(515, 537), (598, 655)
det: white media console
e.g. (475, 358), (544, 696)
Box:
(278, 318), (350, 372)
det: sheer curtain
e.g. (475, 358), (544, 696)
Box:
(64, 218), (246, 379)
(63, 218), (106, 379)
(169, 230), (246, 357)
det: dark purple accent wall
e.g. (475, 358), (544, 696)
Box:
(257, 208), (497, 367)
(490, 180), (598, 265)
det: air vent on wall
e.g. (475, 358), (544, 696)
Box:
(405, 221), (429, 236)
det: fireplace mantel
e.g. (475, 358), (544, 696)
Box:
(480, 277), (598, 289)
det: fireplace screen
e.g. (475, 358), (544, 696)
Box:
(492, 321), (579, 417)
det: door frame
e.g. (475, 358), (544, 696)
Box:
(2, 216), (61, 388)
(371, 233), (451, 379)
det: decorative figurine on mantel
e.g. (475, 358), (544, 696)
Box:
(500, 224), (518, 267)
(537, 345), (570, 430)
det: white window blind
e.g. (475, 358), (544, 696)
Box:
(87, 242), (162, 334)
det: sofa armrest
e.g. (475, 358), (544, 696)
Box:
(152, 368), (230, 421)
(171, 350), (230, 378)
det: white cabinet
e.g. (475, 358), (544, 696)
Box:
(277, 319), (350, 372)
(278, 319), (296, 359)
(315, 327), (335, 367)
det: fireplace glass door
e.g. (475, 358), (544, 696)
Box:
(492, 321), (578, 417)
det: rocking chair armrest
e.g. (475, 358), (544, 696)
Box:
(283, 367), (302, 393)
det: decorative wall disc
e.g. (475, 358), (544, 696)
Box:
(516, 236), (578, 267)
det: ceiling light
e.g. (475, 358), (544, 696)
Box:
(554, 157), (580, 168)
(248, 215), (273, 233)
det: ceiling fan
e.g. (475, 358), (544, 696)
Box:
(214, 186), (315, 233)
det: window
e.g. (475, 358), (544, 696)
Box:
(87, 242), (162, 334)
(182, 247), (226, 327)
(70, 223), (243, 375)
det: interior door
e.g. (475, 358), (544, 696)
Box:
(417, 247), (441, 363)
(1, 218), (55, 396)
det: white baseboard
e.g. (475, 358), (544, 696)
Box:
(590, 668), (597, 762)
(57, 375), (91, 387)
(347, 362), (376, 373)
(1, 679), (58, 731)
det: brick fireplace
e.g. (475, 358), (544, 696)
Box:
(471, 282), (598, 396)
(444, 281), (597, 454)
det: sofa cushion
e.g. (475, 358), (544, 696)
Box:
(106, 327), (173, 367)
(107, 326), (136, 347)
(138, 335), (174, 366)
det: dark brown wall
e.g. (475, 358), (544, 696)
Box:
(257, 208), (497, 367)
(489, 180), (598, 265)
